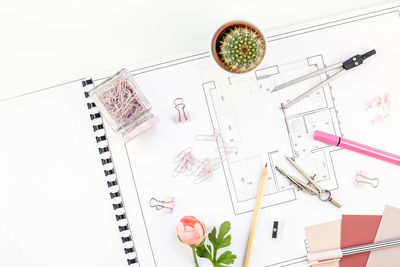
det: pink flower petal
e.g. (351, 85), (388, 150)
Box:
(194, 223), (204, 236)
(176, 222), (184, 235)
(181, 231), (198, 245)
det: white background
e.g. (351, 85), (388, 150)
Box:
(0, 0), (395, 100)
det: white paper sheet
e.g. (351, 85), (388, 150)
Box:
(0, 83), (128, 266)
(94, 3), (400, 266)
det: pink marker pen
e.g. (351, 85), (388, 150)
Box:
(313, 130), (400, 166)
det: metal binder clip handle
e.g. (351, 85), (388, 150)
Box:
(356, 171), (379, 188)
(173, 98), (190, 123)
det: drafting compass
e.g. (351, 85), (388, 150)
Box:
(272, 50), (376, 109)
(275, 156), (341, 208)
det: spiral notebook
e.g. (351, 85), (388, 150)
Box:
(0, 81), (145, 267)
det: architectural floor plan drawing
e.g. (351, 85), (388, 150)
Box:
(202, 55), (343, 215)
(111, 6), (400, 267)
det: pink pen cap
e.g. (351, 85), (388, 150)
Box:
(314, 130), (341, 146)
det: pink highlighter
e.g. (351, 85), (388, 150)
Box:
(313, 130), (400, 166)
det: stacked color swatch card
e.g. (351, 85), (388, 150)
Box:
(305, 205), (400, 267)
(341, 215), (381, 267)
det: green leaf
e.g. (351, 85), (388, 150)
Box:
(208, 227), (217, 247)
(217, 250), (237, 265)
(217, 234), (231, 249)
(206, 244), (212, 255)
(199, 221), (237, 266)
(196, 244), (211, 259)
(216, 221), (231, 250)
(217, 221), (231, 243)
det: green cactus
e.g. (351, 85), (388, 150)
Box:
(219, 26), (265, 73)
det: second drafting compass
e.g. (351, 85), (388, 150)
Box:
(272, 50), (376, 109)
(275, 156), (341, 208)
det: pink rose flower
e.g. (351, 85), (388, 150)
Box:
(177, 216), (206, 246)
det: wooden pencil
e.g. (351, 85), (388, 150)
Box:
(243, 162), (268, 267)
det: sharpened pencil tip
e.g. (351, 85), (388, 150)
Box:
(265, 162), (268, 168)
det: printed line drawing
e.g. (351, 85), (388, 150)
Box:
(202, 55), (342, 215)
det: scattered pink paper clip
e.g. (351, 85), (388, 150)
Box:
(174, 147), (193, 162)
(149, 197), (175, 213)
(355, 171), (379, 188)
(193, 159), (214, 184)
(172, 147), (199, 177)
(193, 157), (221, 184)
(378, 96), (385, 105)
(172, 148), (220, 184)
(366, 97), (380, 110)
(196, 132), (221, 142)
(196, 131), (239, 159)
(218, 145), (239, 157)
(173, 132), (239, 184)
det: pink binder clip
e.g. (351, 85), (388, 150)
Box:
(367, 93), (392, 124)
(355, 171), (379, 188)
(384, 93), (391, 115)
(149, 197), (175, 214)
(173, 98), (190, 123)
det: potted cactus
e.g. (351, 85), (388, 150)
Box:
(211, 21), (266, 73)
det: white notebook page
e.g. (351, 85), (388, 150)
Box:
(0, 82), (128, 267)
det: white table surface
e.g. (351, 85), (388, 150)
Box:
(0, 0), (395, 101)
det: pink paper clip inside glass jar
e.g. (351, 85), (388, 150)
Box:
(90, 69), (159, 142)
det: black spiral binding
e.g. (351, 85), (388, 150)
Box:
(83, 78), (138, 265)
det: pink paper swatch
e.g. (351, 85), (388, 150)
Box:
(305, 220), (342, 267)
(366, 206), (400, 267)
(340, 215), (382, 267)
